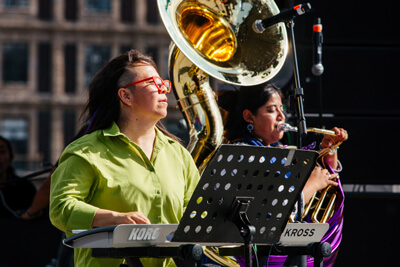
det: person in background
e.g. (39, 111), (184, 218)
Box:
(0, 136), (36, 218)
(21, 126), (88, 221)
(217, 83), (348, 267)
(49, 49), (200, 267)
(20, 167), (54, 220)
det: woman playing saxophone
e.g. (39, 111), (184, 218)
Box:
(217, 82), (348, 267)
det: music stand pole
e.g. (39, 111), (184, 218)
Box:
(229, 197), (256, 267)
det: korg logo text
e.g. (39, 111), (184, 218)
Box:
(128, 227), (161, 241)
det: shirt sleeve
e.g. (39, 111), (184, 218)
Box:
(49, 152), (99, 235)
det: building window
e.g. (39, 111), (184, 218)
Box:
(65, 44), (77, 93)
(2, 43), (28, 83)
(146, 46), (158, 67)
(38, 111), (51, 164)
(85, 45), (110, 86)
(121, 0), (134, 23)
(63, 110), (77, 147)
(38, 42), (52, 93)
(1, 118), (28, 155)
(4, 0), (28, 7)
(86, 0), (111, 12)
(65, 0), (78, 21)
(146, 0), (159, 25)
(120, 45), (132, 54)
(38, 0), (53, 20)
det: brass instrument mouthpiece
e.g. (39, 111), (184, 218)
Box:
(277, 122), (336, 136)
(277, 121), (297, 132)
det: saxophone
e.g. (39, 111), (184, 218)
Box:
(277, 122), (343, 223)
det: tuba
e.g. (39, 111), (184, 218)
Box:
(157, 0), (288, 166)
(158, 0), (288, 265)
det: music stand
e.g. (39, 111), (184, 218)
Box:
(172, 144), (318, 267)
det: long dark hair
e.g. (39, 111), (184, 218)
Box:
(217, 83), (283, 142)
(82, 49), (179, 141)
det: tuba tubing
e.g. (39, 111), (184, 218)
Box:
(168, 43), (238, 267)
(168, 43), (224, 172)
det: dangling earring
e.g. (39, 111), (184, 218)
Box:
(247, 123), (254, 133)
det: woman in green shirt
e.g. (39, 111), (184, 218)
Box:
(50, 50), (200, 266)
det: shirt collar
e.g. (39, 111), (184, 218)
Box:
(102, 121), (123, 137)
(101, 121), (170, 146)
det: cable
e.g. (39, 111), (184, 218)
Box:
(252, 244), (259, 267)
(265, 244), (275, 267)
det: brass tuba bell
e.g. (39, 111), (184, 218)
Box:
(157, 0), (289, 86)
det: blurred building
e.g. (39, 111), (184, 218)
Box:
(0, 0), (181, 171)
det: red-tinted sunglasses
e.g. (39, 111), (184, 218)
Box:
(123, 76), (172, 94)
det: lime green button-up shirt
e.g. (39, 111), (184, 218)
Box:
(50, 122), (200, 267)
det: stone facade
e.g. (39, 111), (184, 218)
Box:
(0, 0), (181, 170)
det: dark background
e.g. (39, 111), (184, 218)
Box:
(279, 0), (400, 183)
(275, 0), (400, 266)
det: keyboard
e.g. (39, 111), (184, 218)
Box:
(64, 223), (329, 248)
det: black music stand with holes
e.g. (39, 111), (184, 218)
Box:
(171, 144), (318, 267)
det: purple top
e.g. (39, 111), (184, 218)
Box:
(235, 139), (344, 267)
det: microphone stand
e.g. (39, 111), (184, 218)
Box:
(254, 5), (311, 266)
(287, 19), (307, 150)
(253, 3), (311, 149)
(252, 4), (311, 143)
(287, 18), (308, 267)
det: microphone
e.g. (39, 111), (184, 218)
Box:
(253, 3), (312, 33)
(311, 18), (324, 76)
